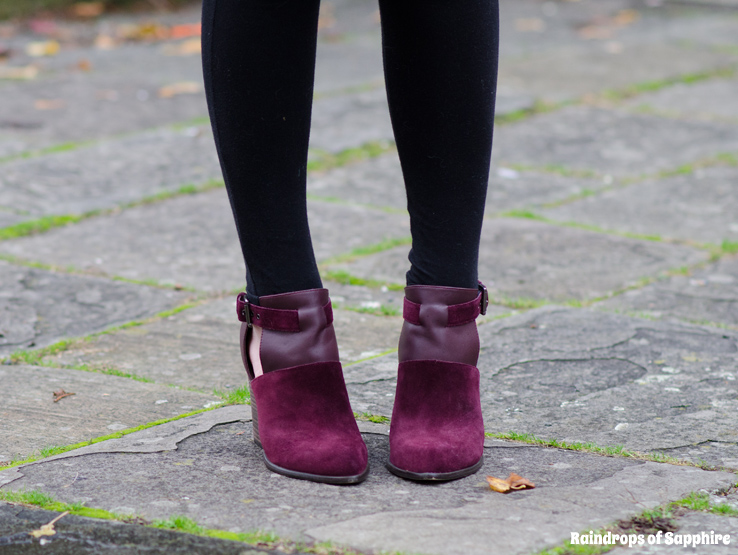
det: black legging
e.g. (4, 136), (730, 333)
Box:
(202, 0), (499, 302)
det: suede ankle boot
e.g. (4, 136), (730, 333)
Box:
(237, 288), (369, 484)
(387, 283), (488, 481)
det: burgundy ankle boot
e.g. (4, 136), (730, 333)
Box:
(387, 282), (488, 481)
(237, 288), (369, 484)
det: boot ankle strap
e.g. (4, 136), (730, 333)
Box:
(236, 293), (334, 332)
(403, 282), (488, 327)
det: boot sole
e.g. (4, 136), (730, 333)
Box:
(386, 455), (484, 482)
(252, 397), (369, 485)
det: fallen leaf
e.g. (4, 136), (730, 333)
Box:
(75, 58), (92, 72)
(613, 9), (639, 26)
(158, 81), (201, 98)
(117, 22), (168, 42)
(169, 23), (201, 39)
(0, 65), (38, 80)
(25, 40), (60, 57)
(486, 476), (511, 493)
(53, 389), (75, 402)
(71, 2), (105, 18)
(94, 34), (117, 50)
(507, 472), (536, 490)
(487, 472), (535, 493)
(29, 512), (68, 538)
(34, 99), (65, 110)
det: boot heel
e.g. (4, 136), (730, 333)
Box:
(250, 385), (262, 448)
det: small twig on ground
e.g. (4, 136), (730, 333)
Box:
(53, 389), (75, 403)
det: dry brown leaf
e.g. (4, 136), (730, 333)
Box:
(29, 511), (68, 538)
(0, 65), (38, 80)
(169, 23), (201, 39)
(94, 34), (117, 50)
(487, 473), (535, 493)
(53, 389), (75, 402)
(507, 472), (536, 490)
(72, 2), (105, 18)
(158, 81), (201, 98)
(25, 40), (60, 57)
(75, 58), (92, 72)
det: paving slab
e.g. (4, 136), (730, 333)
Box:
(541, 166), (738, 245)
(476, 307), (738, 465)
(0, 125), (221, 220)
(327, 217), (709, 302)
(0, 502), (281, 555)
(608, 512), (738, 555)
(622, 77), (738, 124)
(0, 260), (187, 355)
(0, 364), (220, 462)
(308, 151), (609, 214)
(39, 296), (403, 392)
(347, 306), (738, 469)
(499, 42), (738, 103)
(0, 191), (410, 293)
(0, 413), (734, 555)
(493, 106), (738, 177)
(595, 253), (738, 328)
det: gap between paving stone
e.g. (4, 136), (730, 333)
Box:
(40, 296), (403, 392)
(346, 306), (738, 470)
(0, 365), (223, 462)
(621, 76), (738, 124)
(0, 502), (283, 555)
(594, 253), (738, 329)
(327, 217), (709, 303)
(492, 105), (738, 178)
(0, 405), (249, 487)
(0, 259), (189, 356)
(3, 417), (732, 555)
(0, 191), (410, 293)
(541, 165), (738, 246)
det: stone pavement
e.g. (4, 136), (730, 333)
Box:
(1, 0), (738, 553)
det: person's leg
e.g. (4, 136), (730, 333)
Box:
(378, 0), (499, 289)
(202, 0), (368, 484)
(379, 0), (499, 481)
(202, 0), (323, 302)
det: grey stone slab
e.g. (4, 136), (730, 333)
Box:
(0, 502), (280, 555)
(328, 217), (709, 302)
(470, 307), (738, 465)
(2, 419), (734, 555)
(595, 253), (738, 328)
(493, 106), (738, 177)
(498, 42), (738, 103)
(0, 48), (209, 154)
(308, 151), (610, 214)
(0, 364), (221, 462)
(0, 125), (221, 219)
(40, 297), (402, 392)
(542, 166), (738, 245)
(0, 260), (187, 355)
(313, 33), (384, 96)
(623, 77), (738, 124)
(0, 192), (410, 293)
(310, 87), (393, 154)
(609, 512), (738, 555)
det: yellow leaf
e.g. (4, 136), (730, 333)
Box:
(0, 65), (38, 80)
(29, 512), (68, 539)
(158, 81), (201, 98)
(26, 40), (60, 57)
(486, 476), (511, 493)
